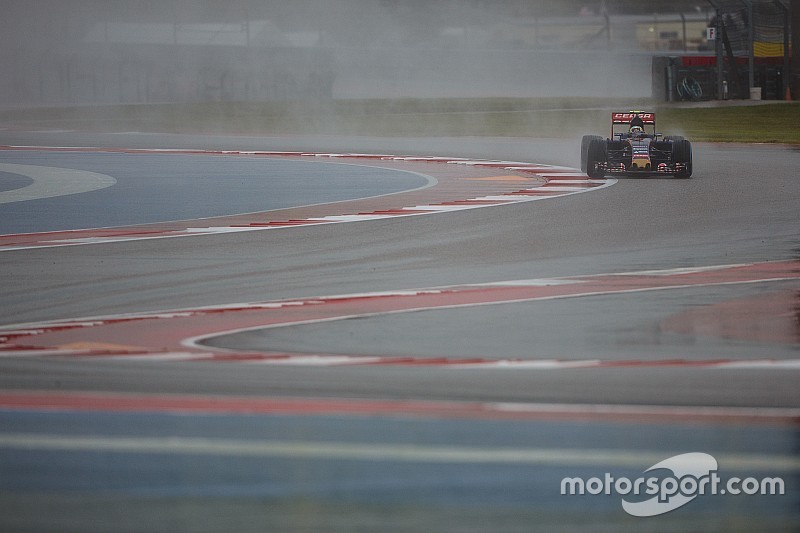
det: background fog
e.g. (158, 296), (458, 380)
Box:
(0, 0), (713, 104)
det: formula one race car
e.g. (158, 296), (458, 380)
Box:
(581, 111), (693, 178)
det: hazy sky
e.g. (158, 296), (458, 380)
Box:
(0, 1), (709, 103)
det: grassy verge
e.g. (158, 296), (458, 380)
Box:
(656, 105), (800, 143)
(1, 98), (798, 143)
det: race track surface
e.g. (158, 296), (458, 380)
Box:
(0, 129), (798, 532)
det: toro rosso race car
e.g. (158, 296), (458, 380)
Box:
(581, 111), (693, 178)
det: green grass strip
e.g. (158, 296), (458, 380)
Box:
(2, 99), (798, 144)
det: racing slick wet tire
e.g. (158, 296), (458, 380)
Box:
(585, 138), (607, 179)
(581, 135), (603, 174)
(673, 139), (693, 178)
(664, 136), (685, 143)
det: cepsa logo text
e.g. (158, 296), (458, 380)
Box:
(612, 113), (654, 121)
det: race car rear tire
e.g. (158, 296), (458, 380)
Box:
(581, 135), (603, 174)
(673, 139), (693, 178)
(586, 139), (607, 179)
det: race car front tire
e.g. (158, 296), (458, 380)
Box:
(586, 138), (607, 179)
(581, 135), (603, 174)
(673, 139), (693, 178)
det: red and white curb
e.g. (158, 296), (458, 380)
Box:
(1, 260), (798, 369)
(0, 390), (798, 426)
(0, 146), (612, 251)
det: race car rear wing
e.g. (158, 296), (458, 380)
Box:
(611, 111), (655, 124)
(611, 111), (656, 136)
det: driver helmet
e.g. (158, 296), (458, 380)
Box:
(629, 115), (645, 136)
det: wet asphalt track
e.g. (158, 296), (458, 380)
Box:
(0, 130), (798, 532)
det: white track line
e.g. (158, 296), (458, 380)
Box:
(0, 433), (796, 469)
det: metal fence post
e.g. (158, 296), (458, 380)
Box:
(708, 1), (725, 99)
(792, 0), (800, 99)
(746, 0), (755, 92)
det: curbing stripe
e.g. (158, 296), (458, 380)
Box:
(0, 146), (612, 251)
